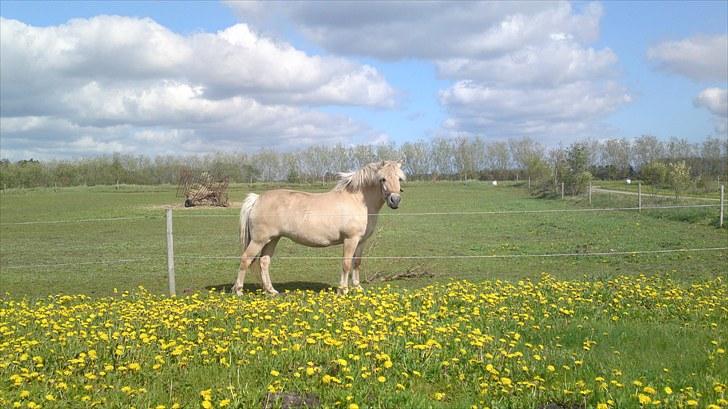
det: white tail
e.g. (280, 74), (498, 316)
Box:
(240, 193), (259, 250)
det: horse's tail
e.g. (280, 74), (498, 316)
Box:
(240, 193), (259, 250)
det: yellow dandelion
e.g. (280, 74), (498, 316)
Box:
(638, 394), (651, 405)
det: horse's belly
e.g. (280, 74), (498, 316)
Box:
(283, 232), (343, 248)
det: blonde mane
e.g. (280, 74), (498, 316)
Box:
(334, 161), (403, 192)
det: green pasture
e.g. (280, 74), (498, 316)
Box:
(1, 181), (725, 298)
(593, 180), (723, 200)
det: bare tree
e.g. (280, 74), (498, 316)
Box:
(431, 138), (454, 178)
(666, 137), (694, 160)
(253, 149), (280, 181)
(486, 141), (510, 179)
(633, 135), (664, 169)
(400, 140), (430, 179)
(601, 138), (631, 179)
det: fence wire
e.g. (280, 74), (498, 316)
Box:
(176, 247), (728, 261)
(3, 247), (726, 271)
(1, 203), (722, 225)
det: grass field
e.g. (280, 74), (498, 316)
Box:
(1, 182), (726, 408)
(593, 180), (723, 200)
(1, 181), (726, 297)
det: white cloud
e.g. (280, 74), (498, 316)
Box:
(436, 42), (618, 86)
(647, 35), (728, 82)
(695, 88), (728, 117)
(0, 16), (395, 107)
(0, 15), (395, 159)
(694, 87), (728, 134)
(230, 1), (628, 140)
(227, 1), (602, 60)
(440, 80), (630, 138)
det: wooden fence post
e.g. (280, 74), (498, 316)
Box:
(588, 181), (592, 206)
(561, 182), (564, 199)
(166, 208), (176, 296)
(720, 185), (724, 228)
(638, 181), (642, 212)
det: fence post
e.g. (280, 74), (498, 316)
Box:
(528, 177), (531, 191)
(720, 185), (724, 228)
(561, 182), (564, 199)
(638, 181), (642, 212)
(588, 181), (592, 207)
(166, 208), (176, 296)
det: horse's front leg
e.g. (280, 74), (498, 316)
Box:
(339, 237), (360, 295)
(351, 242), (366, 291)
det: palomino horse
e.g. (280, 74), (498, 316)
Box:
(232, 160), (405, 295)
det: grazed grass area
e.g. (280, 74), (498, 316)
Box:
(1, 182), (726, 297)
(575, 187), (724, 228)
(0, 275), (725, 408)
(593, 180), (723, 200)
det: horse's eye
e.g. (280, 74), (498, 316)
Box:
(380, 178), (386, 183)
(398, 178), (403, 182)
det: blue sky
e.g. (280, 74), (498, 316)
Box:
(596, 1), (727, 139)
(0, 1), (726, 160)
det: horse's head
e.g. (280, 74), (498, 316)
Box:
(378, 161), (406, 209)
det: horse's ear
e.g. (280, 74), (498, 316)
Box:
(397, 159), (404, 167)
(379, 161), (386, 167)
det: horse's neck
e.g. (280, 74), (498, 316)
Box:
(355, 185), (385, 215)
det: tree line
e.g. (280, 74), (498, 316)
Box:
(1, 135), (725, 191)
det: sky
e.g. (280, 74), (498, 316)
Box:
(0, 0), (726, 160)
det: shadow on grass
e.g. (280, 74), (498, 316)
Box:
(203, 281), (333, 294)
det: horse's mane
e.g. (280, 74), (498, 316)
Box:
(334, 162), (385, 192)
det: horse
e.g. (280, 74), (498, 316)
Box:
(232, 160), (405, 296)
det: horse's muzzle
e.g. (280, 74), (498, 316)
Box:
(387, 193), (401, 209)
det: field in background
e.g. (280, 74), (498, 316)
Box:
(1, 181), (725, 297)
(593, 180), (723, 200)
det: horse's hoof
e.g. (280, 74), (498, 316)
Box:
(337, 287), (349, 295)
(266, 290), (280, 297)
(232, 285), (244, 296)
(352, 285), (364, 292)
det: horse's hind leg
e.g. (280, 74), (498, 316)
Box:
(351, 242), (365, 291)
(259, 238), (280, 296)
(233, 240), (264, 296)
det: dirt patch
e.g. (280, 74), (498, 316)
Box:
(263, 392), (320, 408)
(364, 268), (435, 283)
(539, 403), (585, 409)
(143, 201), (242, 211)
